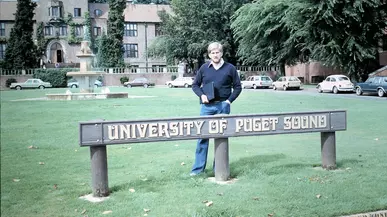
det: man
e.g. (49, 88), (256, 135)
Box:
(190, 42), (242, 176)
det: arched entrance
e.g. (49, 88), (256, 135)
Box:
(50, 42), (63, 63)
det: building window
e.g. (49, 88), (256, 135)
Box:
(155, 23), (162, 36)
(124, 23), (137, 37)
(74, 8), (81, 17)
(93, 27), (101, 36)
(59, 26), (67, 36)
(44, 26), (53, 36)
(94, 9), (103, 17)
(0, 23), (5, 36)
(49, 6), (61, 17)
(75, 26), (82, 36)
(124, 44), (138, 58)
(0, 43), (6, 60)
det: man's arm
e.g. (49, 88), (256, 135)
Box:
(227, 66), (242, 103)
(192, 67), (204, 97)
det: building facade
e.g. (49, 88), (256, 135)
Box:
(0, 0), (170, 68)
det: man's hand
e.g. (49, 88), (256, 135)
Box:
(201, 95), (209, 104)
(225, 100), (231, 104)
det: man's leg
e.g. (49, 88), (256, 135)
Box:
(191, 104), (215, 175)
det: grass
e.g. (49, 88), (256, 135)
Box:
(1, 87), (386, 217)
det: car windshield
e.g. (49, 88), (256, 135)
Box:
(337, 76), (349, 81)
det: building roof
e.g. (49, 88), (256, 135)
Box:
(124, 4), (171, 23)
(368, 65), (387, 77)
(0, 1), (17, 20)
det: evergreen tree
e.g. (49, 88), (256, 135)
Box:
(4, 0), (38, 69)
(99, 0), (125, 67)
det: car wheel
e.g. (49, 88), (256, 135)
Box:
(273, 85), (277, 90)
(94, 84), (99, 88)
(38, 85), (45, 89)
(144, 84), (149, 88)
(356, 87), (363, 96)
(184, 83), (189, 88)
(168, 83), (173, 88)
(16, 86), (22, 90)
(333, 86), (338, 94)
(377, 88), (385, 97)
(71, 84), (78, 88)
(253, 84), (257, 89)
(317, 85), (323, 93)
(283, 85), (287, 91)
(126, 84), (132, 88)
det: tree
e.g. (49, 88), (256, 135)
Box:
(147, 0), (250, 70)
(97, 0), (126, 67)
(4, 0), (38, 69)
(232, 0), (387, 79)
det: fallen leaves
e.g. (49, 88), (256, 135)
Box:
(316, 194), (321, 199)
(268, 213), (275, 217)
(143, 208), (151, 213)
(252, 197), (259, 201)
(12, 179), (20, 182)
(205, 201), (213, 207)
(180, 162), (185, 166)
(102, 210), (112, 214)
(129, 188), (135, 193)
(53, 184), (58, 189)
(28, 145), (38, 149)
(39, 162), (45, 165)
(81, 209), (87, 214)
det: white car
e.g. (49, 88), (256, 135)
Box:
(165, 77), (195, 88)
(241, 75), (273, 89)
(317, 75), (354, 94)
(272, 76), (302, 90)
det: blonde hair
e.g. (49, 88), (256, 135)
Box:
(207, 42), (223, 54)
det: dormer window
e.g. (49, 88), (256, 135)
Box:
(94, 9), (103, 17)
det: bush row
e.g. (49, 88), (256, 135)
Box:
(33, 68), (79, 87)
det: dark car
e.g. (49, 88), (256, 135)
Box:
(355, 76), (387, 97)
(124, 77), (155, 88)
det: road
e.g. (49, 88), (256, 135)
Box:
(244, 86), (387, 101)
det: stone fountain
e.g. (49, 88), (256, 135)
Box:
(46, 40), (128, 100)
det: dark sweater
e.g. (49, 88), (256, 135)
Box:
(192, 61), (242, 103)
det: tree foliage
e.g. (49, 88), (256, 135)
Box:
(232, 0), (387, 79)
(96, 0), (126, 67)
(147, 0), (250, 68)
(4, 0), (38, 69)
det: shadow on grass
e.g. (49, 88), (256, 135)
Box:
(229, 154), (286, 178)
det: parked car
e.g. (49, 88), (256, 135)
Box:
(355, 76), (387, 97)
(67, 78), (103, 88)
(124, 77), (155, 88)
(165, 77), (195, 88)
(272, 76), (302, 90)
(241, 75), (273, 89)
(10, 79), (52, 90)
(317, 75), (354, 94)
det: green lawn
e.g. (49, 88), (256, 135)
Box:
(1, 87), (386, 217)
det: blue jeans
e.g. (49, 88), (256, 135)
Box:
(191, 101), (230, 174)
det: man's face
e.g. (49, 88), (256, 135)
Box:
(209, 49), (223, 64)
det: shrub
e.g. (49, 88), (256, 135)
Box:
(33, 68), (79, 87)
(120, 76), (129, 84)
(239, 73), (246, 81)
(6, 78), (17, 87)
(171, 74), (177, 80)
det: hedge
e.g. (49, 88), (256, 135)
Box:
(33, 68), (79, 87)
